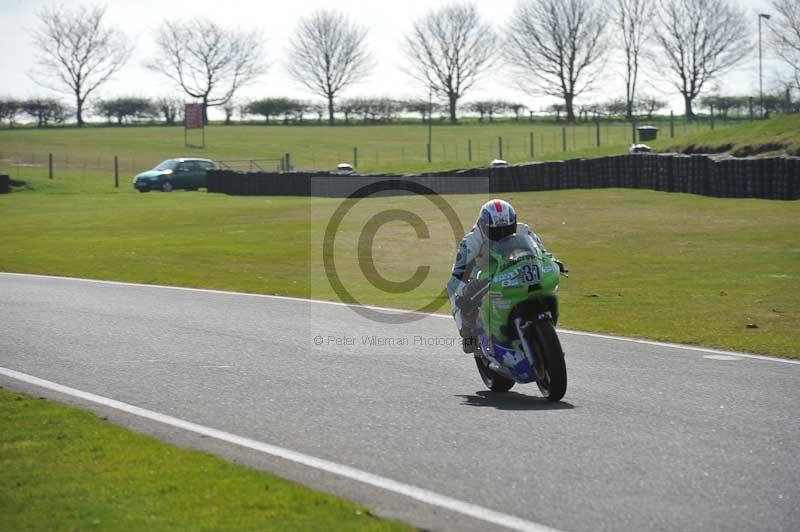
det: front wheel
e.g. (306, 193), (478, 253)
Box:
(529, 321), (567, 402)
(161, 180), (173, 192)
(474, 355), (515, 392)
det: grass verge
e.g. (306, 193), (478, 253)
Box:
(0, 387), (412, 531)
(659, 114), (800, 156)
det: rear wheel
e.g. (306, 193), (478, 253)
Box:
(474, 354), (515, 392)
(161, 180), (173, 192)
(528, 321), (567, 402)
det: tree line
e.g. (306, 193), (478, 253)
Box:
(11, 0), (800, 127)
(3, 90), (797, 128)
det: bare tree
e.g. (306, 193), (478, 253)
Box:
(505, 0), (608, 122)
(0, 99), (21, 128)
(286, 10), (374, 126)
(601, 98), (628, 117)
(29, 5), (132, 127)
(508, 103), (527, 121)
(654, 0), (751, 118)
(637, 95), (669, 118)
(403, 1), (497, 122)
(769, 0), (800, 91)
(20, 98), (70, 128)
(615, 0), (655, 120)
(148, 18), (266, 123)
(548, 102), (566, 122)
(309, 102), (326, 124)
(154, 97), (182, 125)
(223, 100), (236, 125)
(403, 99), (437, 122)
(94, 97), (156, 125)
(466, 100), (509, 122)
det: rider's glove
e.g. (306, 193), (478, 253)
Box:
(456, 280), (483, 313)
(455, 293), (471, 311)
(555, 259), (568, 274)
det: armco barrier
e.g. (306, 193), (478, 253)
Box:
(206, 154), (799, 200)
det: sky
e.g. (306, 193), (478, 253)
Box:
(0, 0), (789, 120)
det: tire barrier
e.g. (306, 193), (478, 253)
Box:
(0, 174), (9, 194)
(206, 154), (799, 200)
(207, 170), (489, 197)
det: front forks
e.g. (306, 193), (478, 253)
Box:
(514, 318), (545, 380)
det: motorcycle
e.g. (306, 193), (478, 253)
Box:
(458, 232), (568, 401)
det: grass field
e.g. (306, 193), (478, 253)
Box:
(1, 189), (797, 358)
(0, 387), (411, 531)
(0, 117), (736, 193)
(664, 114), (800, 156)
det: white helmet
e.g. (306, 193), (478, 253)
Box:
(477, 199), (517, 241)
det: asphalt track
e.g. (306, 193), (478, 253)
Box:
(1, 272), (798, 532)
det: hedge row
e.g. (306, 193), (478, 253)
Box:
(206, 154), (799, 200)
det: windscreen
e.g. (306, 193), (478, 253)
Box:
(491, 232), (541, 264)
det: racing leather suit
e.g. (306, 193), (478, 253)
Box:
(446, 223), (550, 335)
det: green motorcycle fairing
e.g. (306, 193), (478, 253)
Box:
(475, 232), (561, 383)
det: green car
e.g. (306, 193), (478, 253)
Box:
(133, 158), (217, 192)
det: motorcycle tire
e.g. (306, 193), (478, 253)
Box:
(475, 355), (515, 392)
(529, 321), (567, 402)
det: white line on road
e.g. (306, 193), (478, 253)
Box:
(0, 366), (563, 532)
(2, 272), (798, 365)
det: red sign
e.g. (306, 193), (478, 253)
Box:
(185, 103), (203, 129)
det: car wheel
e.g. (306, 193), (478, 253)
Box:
(161, 180), (173, 192)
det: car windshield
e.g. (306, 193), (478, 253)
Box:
(154, 160), (179, 171)
(491, 232), (541, 263)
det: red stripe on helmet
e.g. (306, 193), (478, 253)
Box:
(494, 200), (503, 212)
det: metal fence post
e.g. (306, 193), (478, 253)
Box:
(114, 156), (118, 188)
(595, 118), (601, 147)
(427, 143), (431, 163)
(468, 139), (472, 161)
(48, 153), (53, 179)
(353, 146), (358, 168)
(498, 136), (503, 159)
(561, 127), (567, 152)
(285, 153), (291, 171)
(670, 111), (675, 138)
(530, 132), (534, 158)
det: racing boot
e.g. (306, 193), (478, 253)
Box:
(460, 327), (479, 354)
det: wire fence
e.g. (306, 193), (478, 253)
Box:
(284, 119), (744, 170)
(0, 118), (746, 189)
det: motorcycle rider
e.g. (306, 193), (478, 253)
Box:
(446, 199), (565, 353)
